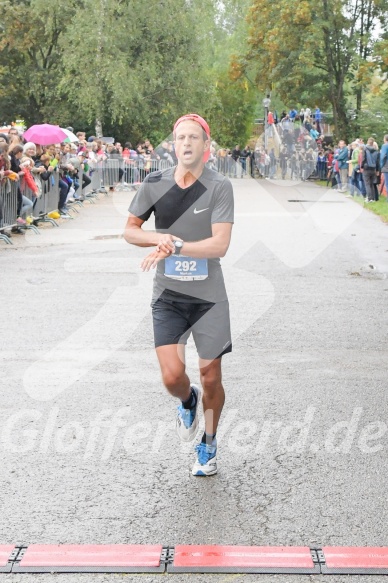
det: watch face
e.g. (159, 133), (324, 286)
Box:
(175, 241), (183, 248)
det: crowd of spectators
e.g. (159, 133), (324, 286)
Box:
(213, 106), (330, 180)
(1, 117), (387, 239)
(0, 128), (180, 235)
(327, 134), (388, 202)
(221, 106), (387, 200)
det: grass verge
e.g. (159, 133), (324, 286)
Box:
(315, 180), (388, 223)
(353, 195), (388, 222)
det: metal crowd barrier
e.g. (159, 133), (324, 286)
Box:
(87, 166), (101, 199)
(215, 157), (251, 178)
(0, 179), (18, 244)
(98, 157), (173, 191)
(81, 157), (257, 192)
(20, 171), (59, 227)
(2, 158), (181, 246)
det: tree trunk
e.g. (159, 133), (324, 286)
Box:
(95, 119), (103, 138)
(331, 90), (349, 142)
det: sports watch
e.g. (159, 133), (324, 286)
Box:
(173, 240), (184, 255)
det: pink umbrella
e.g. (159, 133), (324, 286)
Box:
(23, 124), (67, 145)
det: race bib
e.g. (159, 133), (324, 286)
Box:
(164, 255), (208, 281)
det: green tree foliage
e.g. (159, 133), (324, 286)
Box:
(241, 0), (388, 140)
(204, 0), (257, 146)
(59, 0), (215, 142)
(205, 72), (256, 146)
(0, 0), (78, 124)
(0, 0), (256, 145)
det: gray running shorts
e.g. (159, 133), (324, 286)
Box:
(152, 297), (232, 360)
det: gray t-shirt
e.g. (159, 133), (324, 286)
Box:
(128, 166), (234, 303)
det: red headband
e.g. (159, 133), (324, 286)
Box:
(173, 114), (210, 137)
(173, 114), (211, 162)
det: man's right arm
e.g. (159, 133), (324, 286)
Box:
(123, 213), (179, 254)
(123, 214), (160, 247)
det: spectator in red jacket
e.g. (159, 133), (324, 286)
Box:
(267, 110), (274, 137)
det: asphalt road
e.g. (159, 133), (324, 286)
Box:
(1, 176), (388, 583)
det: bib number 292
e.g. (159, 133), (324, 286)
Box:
(175, 259), (197, 272)
(164, 255), (208, 280)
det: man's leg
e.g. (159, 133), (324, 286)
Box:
(186, 357), (223, 477)
(189, 300), (231, 476)
(340, 168), (348, 192)
(349, 170), (356, 196)
(155, 343), (201, 443)
(58, 179), (70, 212)
(363, 171), (374, 201)
(199, 358), (225, 440)
(155, 344), (190, 401)
(358, 172), (366, 197)
(81, 174), (91, 197)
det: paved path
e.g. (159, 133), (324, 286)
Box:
(1, 177), (388, 582)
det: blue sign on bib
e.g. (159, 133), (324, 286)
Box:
(164, 255), (208, 281)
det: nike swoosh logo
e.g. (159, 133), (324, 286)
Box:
(193, 207), (209, 214)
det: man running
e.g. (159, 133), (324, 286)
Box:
(124, 114), (234, 476)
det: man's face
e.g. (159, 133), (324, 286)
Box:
(339, 140), (346, 148)
(174, 121), (209, 167)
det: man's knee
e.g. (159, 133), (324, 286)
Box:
(161, 368), (186, 392)
(200, 363), (222, 395)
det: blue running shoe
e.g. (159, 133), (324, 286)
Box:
(176, 384), (200, 442)
(192, 441), (217, 476)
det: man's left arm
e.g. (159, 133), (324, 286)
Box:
(141, 223), (232, 271)
(179, 222), (233, 259)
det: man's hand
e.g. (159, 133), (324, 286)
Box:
(156, 234), (181, 255)
(141, 248), (169, 272)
